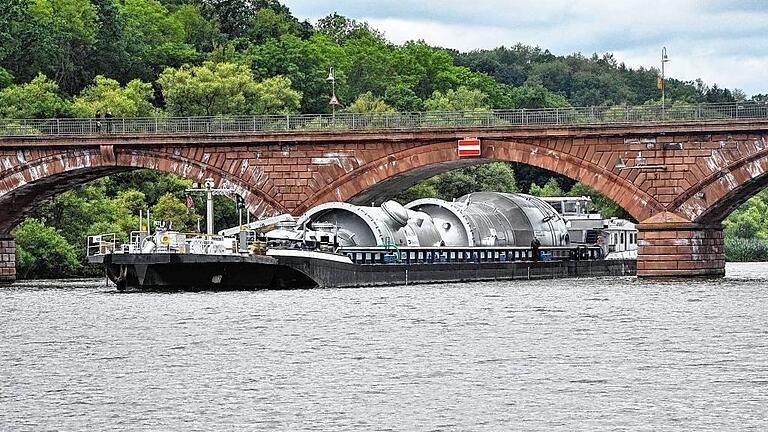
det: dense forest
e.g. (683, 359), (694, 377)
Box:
(1, 0), (766, 278)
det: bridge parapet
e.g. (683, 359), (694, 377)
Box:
(1, 102), (767, 137)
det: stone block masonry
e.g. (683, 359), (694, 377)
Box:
(637, 223), (725, 277)
(0, 237), (15, 282)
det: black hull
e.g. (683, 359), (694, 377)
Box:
(279, 255), (636, 288)
(89, 253), (636, 291)
(91, 254), (317, 291)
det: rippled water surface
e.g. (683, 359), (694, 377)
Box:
(2, 263), (767, 431)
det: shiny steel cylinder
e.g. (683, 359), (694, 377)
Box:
(407, 192), (569, 247)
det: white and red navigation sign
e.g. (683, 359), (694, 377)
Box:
(458, 138), (481, 157)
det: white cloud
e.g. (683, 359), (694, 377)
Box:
(283, 0), (768, 95)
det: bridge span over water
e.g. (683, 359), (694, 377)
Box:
(2, 102), (768, 280)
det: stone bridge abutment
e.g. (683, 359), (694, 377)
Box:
(2, 119), (768, 281)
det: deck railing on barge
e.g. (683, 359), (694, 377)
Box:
(87, 231), (238, 256)
(337, 245), (602, 265)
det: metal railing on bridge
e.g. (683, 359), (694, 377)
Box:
(1, 102), (767, 137)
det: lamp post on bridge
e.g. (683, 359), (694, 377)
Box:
(327, 67), (339, 128)
(660, 47), (670, 110)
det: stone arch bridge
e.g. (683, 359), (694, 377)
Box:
(2, 105), (768, 280)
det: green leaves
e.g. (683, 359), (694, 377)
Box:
(424, 87), (490, 111)
(119, 0), (198, 80)
(15, 218), (81, 279)
(345, 92), (396, 113)
(0, 74), (69, 118)
(158, 61), (301, 116)
(153, 193), (193, 231)
(529, 178), (565, 198)
(251, 75), (301, 115)
(71, 75), (158, 118)
(397, 162), (519, 203)
(159, 62), (255, 116)
(724, 192), (768, 240)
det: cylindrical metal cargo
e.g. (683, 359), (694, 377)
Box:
(406, 192), (569, 247)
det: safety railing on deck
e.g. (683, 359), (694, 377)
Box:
(2, 102), (768, 137)
(87, 231), (238, 256)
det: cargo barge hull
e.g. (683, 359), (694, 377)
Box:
(89, 253), (636, 291)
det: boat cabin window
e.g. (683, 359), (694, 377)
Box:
(563, 201), (579, 214)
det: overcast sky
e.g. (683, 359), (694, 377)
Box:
(282, 0), (767, 96)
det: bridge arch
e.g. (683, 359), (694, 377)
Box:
(0, 147), (287, 235)
(671, 147), (768, 224)
(297, 139), (665, 221)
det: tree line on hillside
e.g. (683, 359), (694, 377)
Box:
(2, 0), (766, 278)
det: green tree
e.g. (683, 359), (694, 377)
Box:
(202, 0), (309, 41)
(475, 162), (518, 193)
(119, 0), (198, 82)
(250, 75), (302, 114)
(510, 83), (569, 108)
(158, 61), (257, 116)
(383, 84), (422, 111)
(396, 177), (439, 203)
(153, 193), (193, 230)
(0, 68), (13, 90)
(246, 34), (347, 113)
(345, 92), (396, 113)
(0, 74), (70, 118)
(342, 28), (392, 97)
(0, 0), (31, 77)
(116, 189), (148, 214)
(71, 75), (159, 117)
(436, 170), (478, 200)
(86, 0), (130, 84)
(394, 42), (460, 99)
(106, 170), (191, 205)
(529, 178), (564, 197)
(159, 61), (300, 116)
(172, 4), (224, 53)
(247, 7), (308, 44)
(424, 86), (489, 111)
(724, 195), (768, 239)
(26, 0), (100, 92)
(316, 13), (384, 45)
(32, 179), (138, 256)
(14, 218), (81, 279)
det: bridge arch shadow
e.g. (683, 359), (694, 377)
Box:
(0, 148), (287, 235)
(298, 140), (665, 221)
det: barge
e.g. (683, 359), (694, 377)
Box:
(87, 191), (637, 291)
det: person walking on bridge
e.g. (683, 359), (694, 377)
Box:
(105, 109), (113, 133)
(94, 110), (102, 133)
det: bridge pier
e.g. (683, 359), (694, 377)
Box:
(0, 236), (15, 283)
(637, 218), (725, 278)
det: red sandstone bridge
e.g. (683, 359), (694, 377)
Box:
(2, 102), (768, 281)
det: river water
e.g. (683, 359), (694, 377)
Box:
(1, 263), (767, 431)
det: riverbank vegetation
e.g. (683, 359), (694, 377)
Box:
(2, 0), (766, 277)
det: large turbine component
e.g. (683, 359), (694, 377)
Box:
(407, 192), (569, 247)
(295, 200), (442, 247)
(404, 199), (474, 246)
